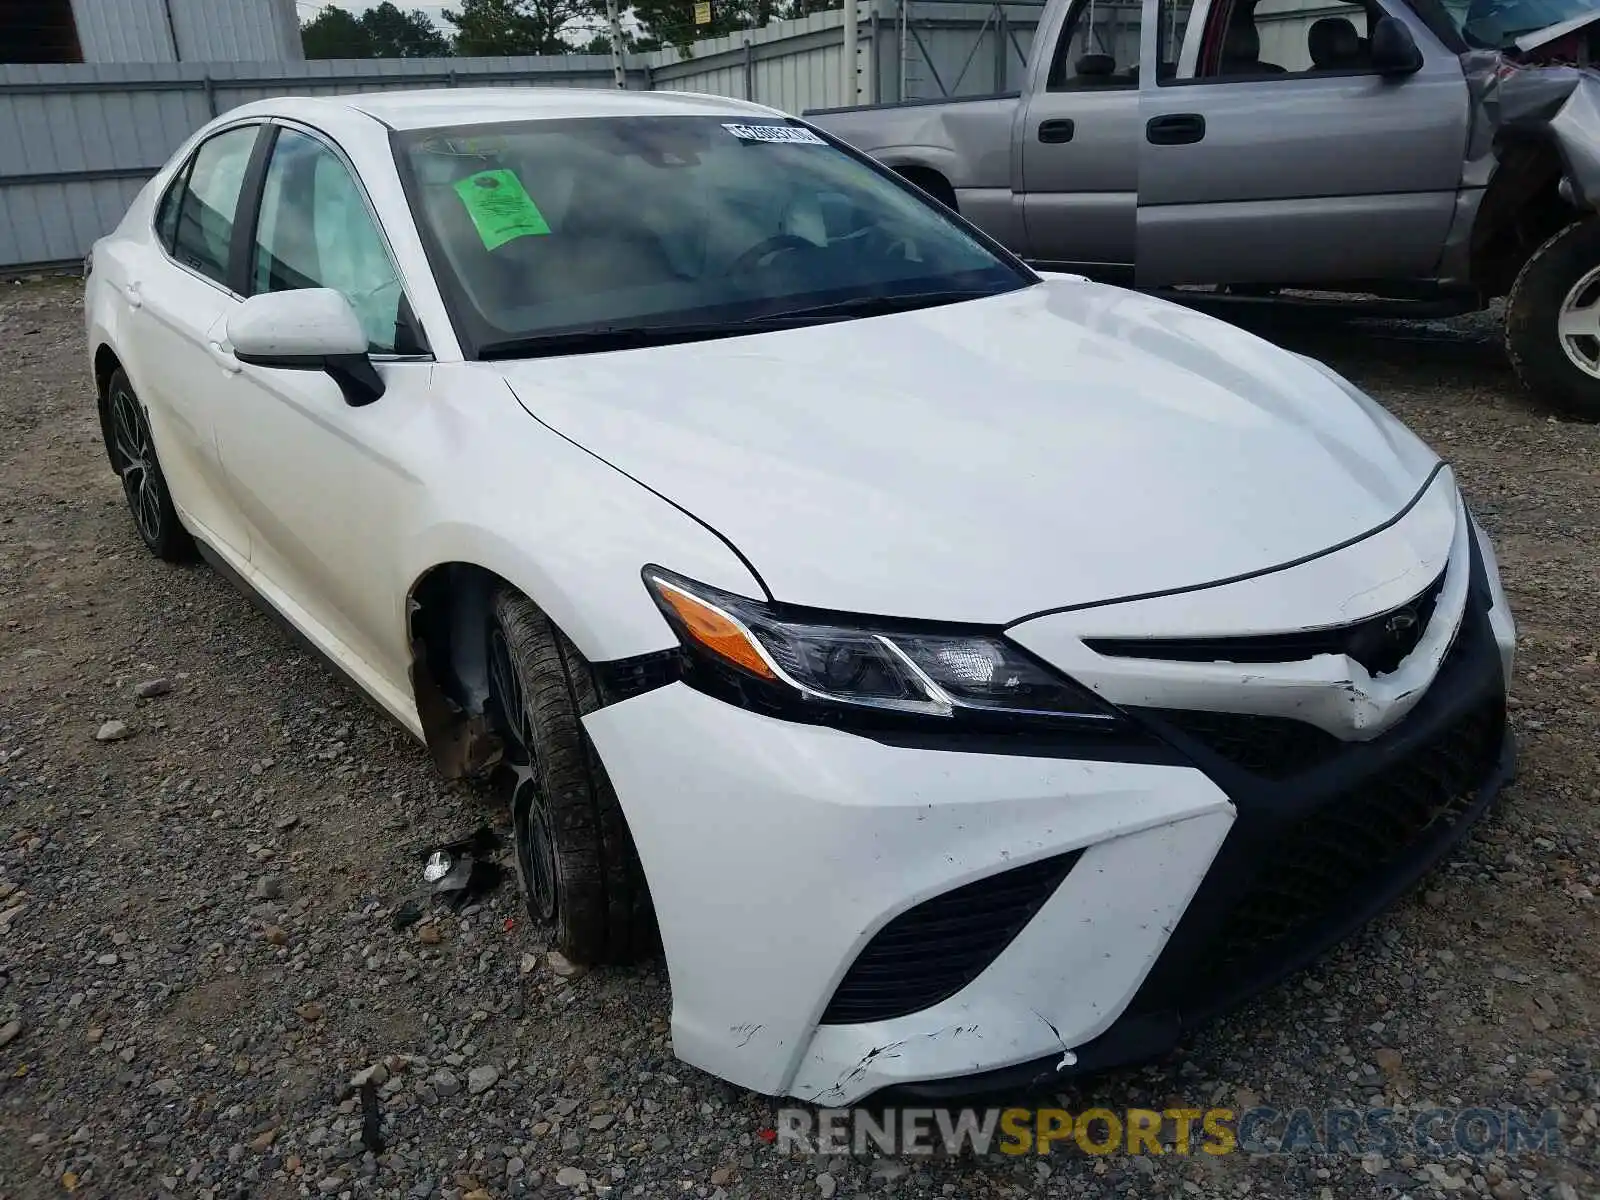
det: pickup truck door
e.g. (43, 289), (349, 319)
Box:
(1136, 0), (1468, 286)
(1017, 0), (1141, 278)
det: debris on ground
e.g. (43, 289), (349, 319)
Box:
(1, 281), (1594, 1197)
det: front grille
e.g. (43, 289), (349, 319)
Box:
(1197, 696), (1504, 984)
(1146, 708), (1342, 780)
(820, 850), (1081, 1025)
(1138, 602), (1472, 781)
(1087, 567), (1446, 678)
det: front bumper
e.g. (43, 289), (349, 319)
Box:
(583, 502), (1515, 1105)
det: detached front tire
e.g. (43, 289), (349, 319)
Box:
(101, 368), (195, 561)
(1506, 215), (1600, 421)
(485, 588), (656, 965)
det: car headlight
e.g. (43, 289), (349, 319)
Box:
(643, 567), (1121, 730)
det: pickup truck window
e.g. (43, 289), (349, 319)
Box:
(1047, 0), (1142, 89)
(1160, 0), (1382, 80)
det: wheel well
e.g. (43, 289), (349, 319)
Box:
(406, 562), (508, 781)
(92, 345), (122, 466)
(94, 345), (121, 400)
(1471, 138), (1581, 300)
(895, 165), (958, 212)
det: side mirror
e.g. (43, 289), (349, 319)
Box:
(226, 288), (385, 407)
(1370, 16), (1424, 77)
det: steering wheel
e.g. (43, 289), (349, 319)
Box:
(725, 233), (816, 275)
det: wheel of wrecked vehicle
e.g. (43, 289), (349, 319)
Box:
(1506, 216), (1600, 421)
(101, 368), (195, 561)
(485, 588), (656, 965)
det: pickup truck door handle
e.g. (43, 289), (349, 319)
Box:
(1037, 118), (1075, 144)
(1146, 113), (1206, 145)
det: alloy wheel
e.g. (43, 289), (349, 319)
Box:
(488, 625), (558, 924)
(1557, 264), (1600, 379)
(110, 384), (166, 546)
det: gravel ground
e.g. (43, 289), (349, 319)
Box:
(1, 279), (1597, 1200)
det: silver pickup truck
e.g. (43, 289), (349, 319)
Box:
(805, 0), (1600, 419)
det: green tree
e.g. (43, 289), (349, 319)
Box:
(444, 0), (587, 54)
(301, 6), (374, 57)
(362, 2), (452, 55)
(301, 3), (450, 58)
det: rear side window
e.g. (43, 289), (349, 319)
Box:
(170, 125), (260, 288)
(154, 166), (186, 252)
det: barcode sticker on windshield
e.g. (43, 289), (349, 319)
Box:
(722, 122), (826, 145)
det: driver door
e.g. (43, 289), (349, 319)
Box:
(1136, 0), (1468, 285)
(209, 121), (435, 692)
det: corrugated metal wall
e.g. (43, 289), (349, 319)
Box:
(68, 0), (303, 63)
(1, 1), (1338, 270)
(652, 12), (858, 113)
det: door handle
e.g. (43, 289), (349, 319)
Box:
(207, 339), (241, 375)
(122, 282), (142, 309)
(1146, 113), (1206, 145)
(1037, 118), (1075, 144)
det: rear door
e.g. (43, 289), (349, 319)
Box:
(1017, 0), (1141, 278)
(1136, 0), (1469, 286)
(124, 122), (267, 560)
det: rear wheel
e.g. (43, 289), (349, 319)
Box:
(485, 588), (655, 965)
(102, 368), (195, 561)
(1505, 215), (1600, 421)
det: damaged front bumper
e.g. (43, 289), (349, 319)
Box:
(582, 491), (1516, 1104)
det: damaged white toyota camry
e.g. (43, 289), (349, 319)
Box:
(85, 88), (1517, 1104)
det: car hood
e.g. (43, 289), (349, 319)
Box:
(498, 278), (1441, 624)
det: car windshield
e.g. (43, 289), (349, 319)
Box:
(1442, 0), (1600, 47)
(391, 115), (1033, 357)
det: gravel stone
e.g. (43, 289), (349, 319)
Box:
(3, 281), (1597, 1199)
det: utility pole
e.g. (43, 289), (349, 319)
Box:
(604, 0), (628, 87)
(842, 0), (858, 104)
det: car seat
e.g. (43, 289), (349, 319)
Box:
(1219, 16), (1286, 73)
(1308, 16), (1367, 69)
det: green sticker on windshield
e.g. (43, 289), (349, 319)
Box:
(453, 169), (550, 250)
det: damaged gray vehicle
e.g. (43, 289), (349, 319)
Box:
(806, 0), (1600, 418)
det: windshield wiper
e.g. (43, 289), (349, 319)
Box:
(477, 322), (795, 360)
(745, 287), (1000, 323)
(475, 289), (1003, 360)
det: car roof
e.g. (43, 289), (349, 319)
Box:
(233, 87), (787, 132)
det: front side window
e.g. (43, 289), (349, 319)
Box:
(393, 116), (1033, 356)
(250, 128), (415, 354)
(1159, 0), (1381, 79)
(170, 125), (259, 287)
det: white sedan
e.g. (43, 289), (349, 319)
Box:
(85, 87), (1517, 1104)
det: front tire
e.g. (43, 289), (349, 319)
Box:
(1505, 216), (1600, 421)
(102, 368), (195, 561)
(485, 588), (655, 965)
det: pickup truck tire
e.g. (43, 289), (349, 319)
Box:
(1506, 216), (1600, 421)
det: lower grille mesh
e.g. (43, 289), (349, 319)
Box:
(820, 850), (1081, 1025)
(1199, 696), (1504, 981)
(1148, 709), (1342, 779)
